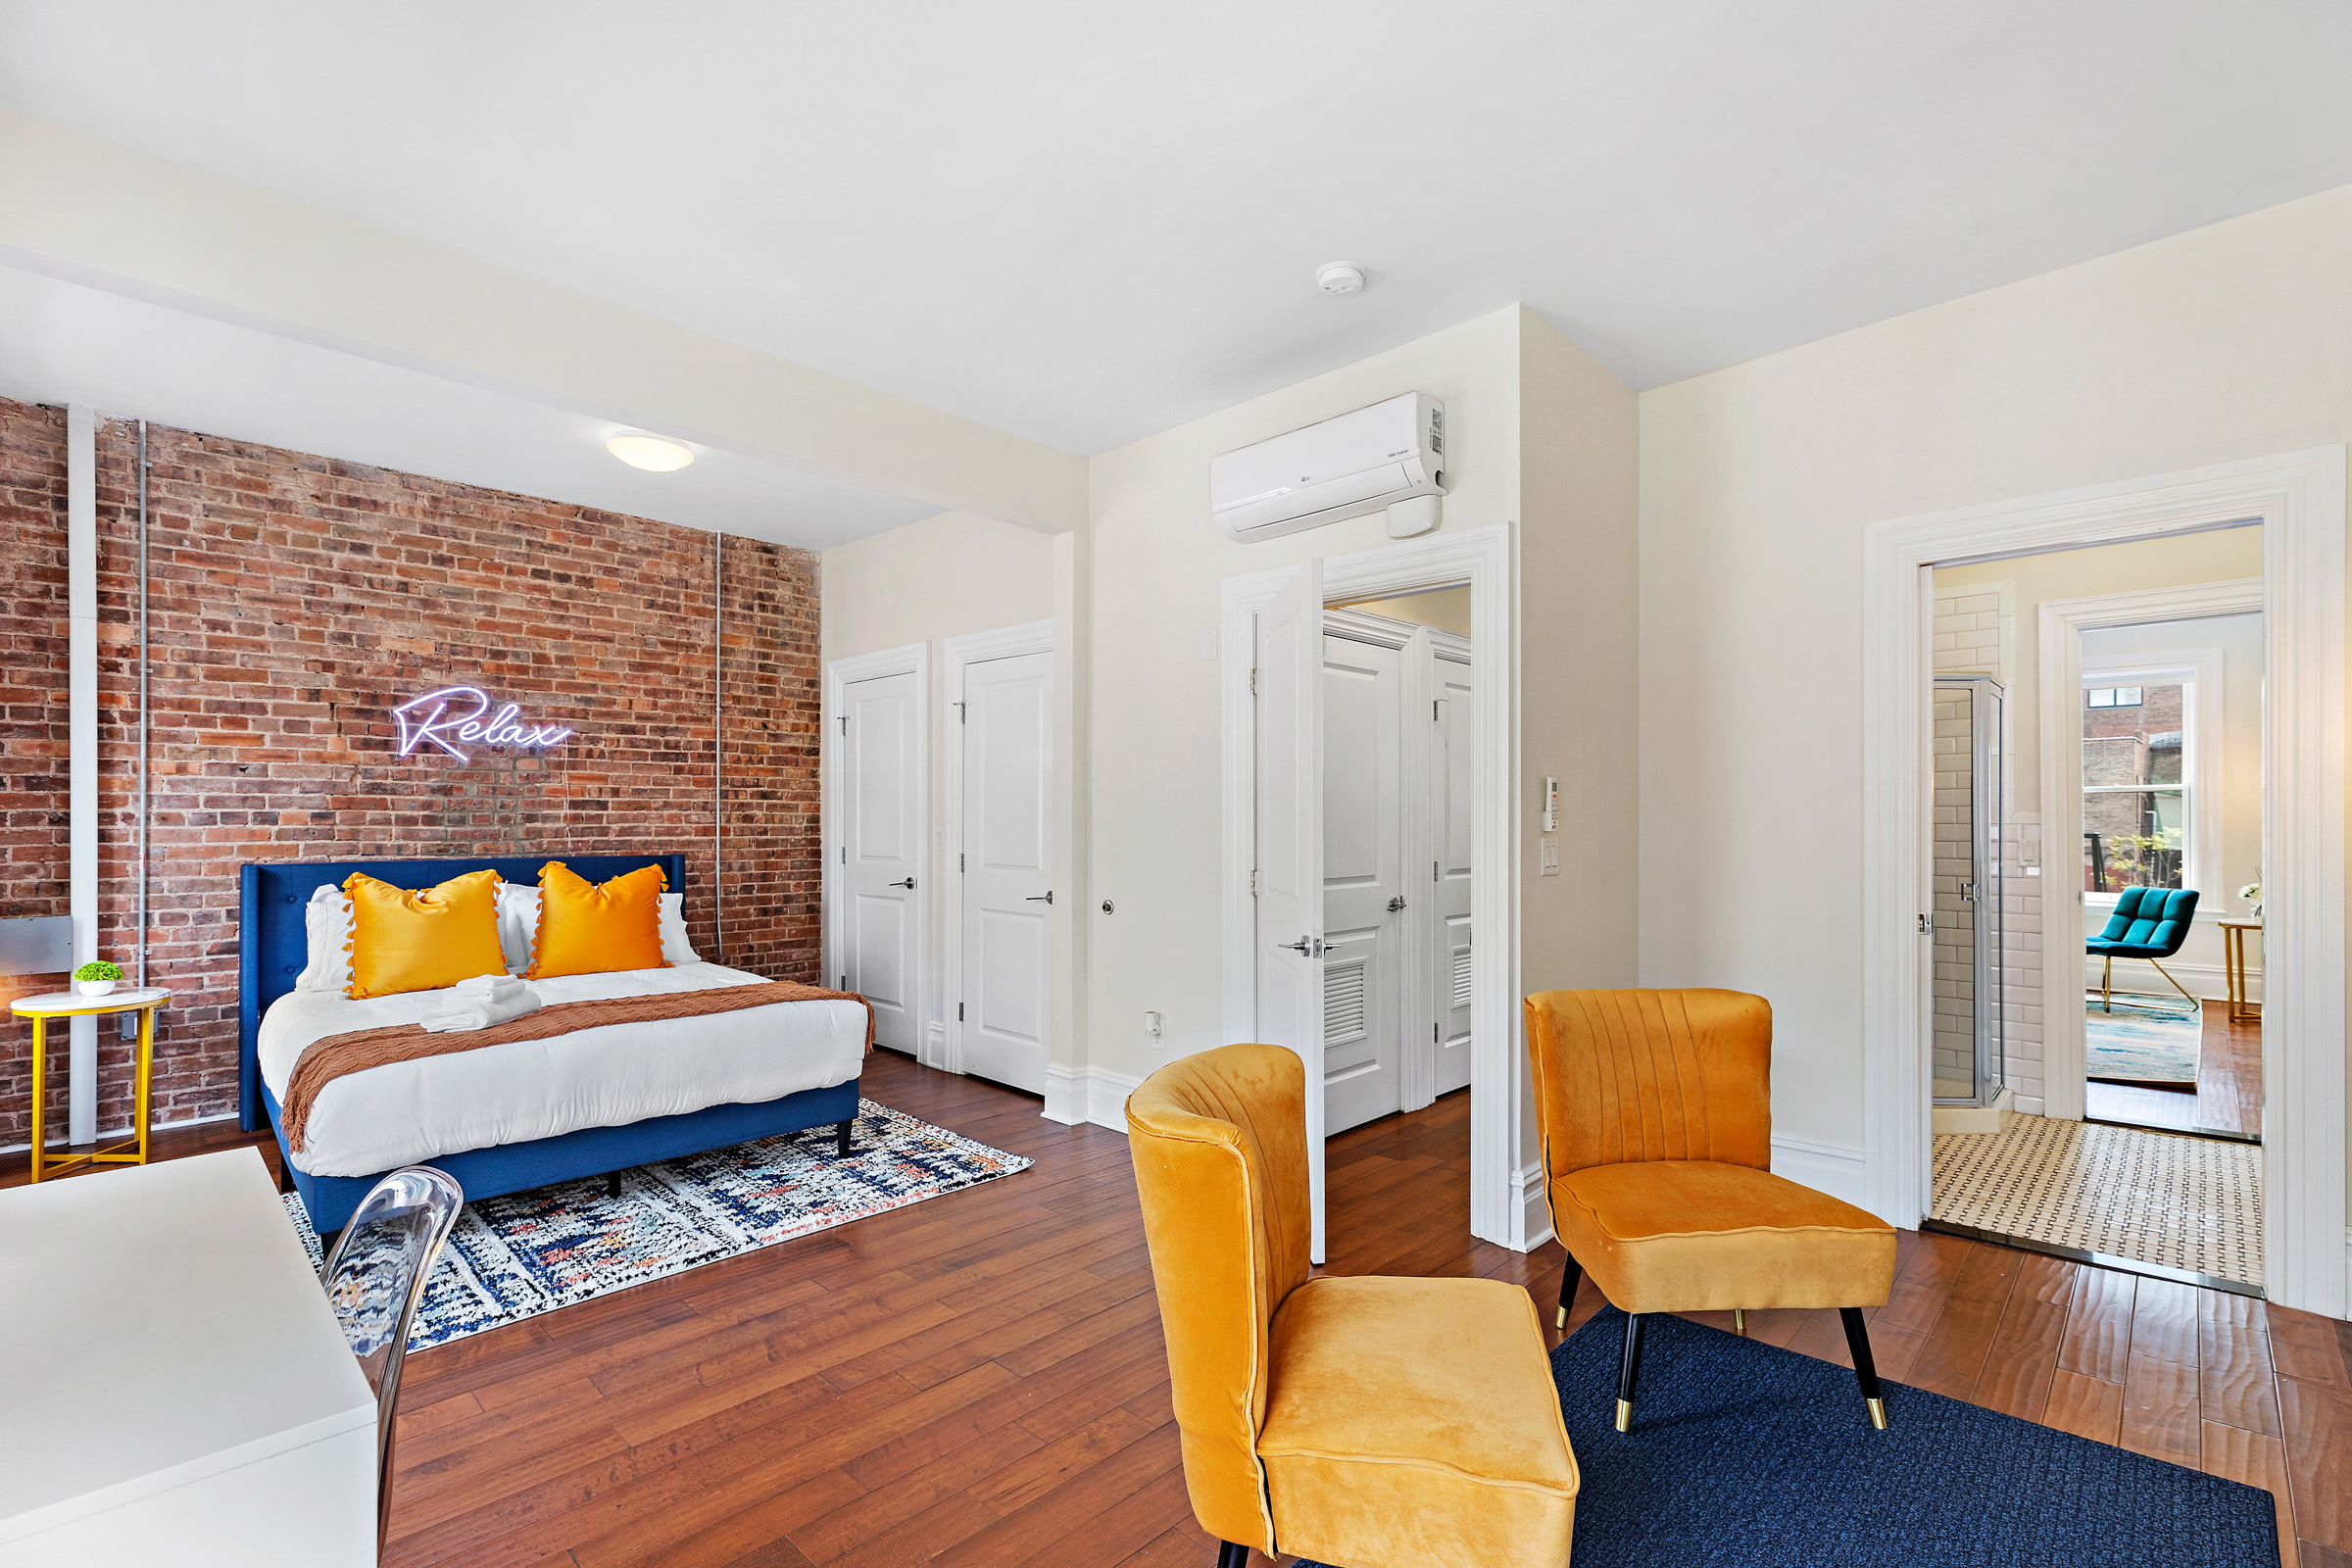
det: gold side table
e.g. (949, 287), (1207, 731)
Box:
(11, 988), (170, 1181)
(2218, 920), (2262, 1027)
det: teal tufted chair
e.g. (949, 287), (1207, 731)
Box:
(2086, 886), (2200, 1014)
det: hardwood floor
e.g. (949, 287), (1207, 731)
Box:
(8, 1054), (2346, 1565)
(2085, 999), (2263, 1137)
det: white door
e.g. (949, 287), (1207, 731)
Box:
(841, 670), (920, 1054)
(959, 650), (1054, 1093)
(1322, 628), (1405, 1134)
(1255, 560), (1327, 1260)
(1432, 644), (1475, 1097)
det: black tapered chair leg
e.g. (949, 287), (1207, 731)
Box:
(836, 1117), (857, 1158)
(1615, 1311), (1646, 1432)
(606, 1170), (623, 1199)
(1555, 1251), (1584, 1329)
(1840, 1306), (1889, 1430)
(1216, 1541), (1249, 1568)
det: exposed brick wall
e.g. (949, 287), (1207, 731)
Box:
(0, 404), (71, 1141)
(1, 399), (821, 1150)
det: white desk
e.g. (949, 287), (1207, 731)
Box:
(0, 1148), (376, 1565)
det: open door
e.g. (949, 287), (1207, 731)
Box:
(1254, 559), (1327, 1260)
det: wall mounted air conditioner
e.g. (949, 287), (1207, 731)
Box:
(1211, 392), (1445, 543)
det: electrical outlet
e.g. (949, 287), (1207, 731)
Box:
(1144, 1010), (1163, 1039)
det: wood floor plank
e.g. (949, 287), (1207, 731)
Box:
(2057, 1266), (2136, 1384)
(2201, 1319), (2284, 1438)
(1907, 1242), (2023, 1398)
(1971, 1254), (2078, 1420)
(2119, 1354), (2201, 1466)
(2042, 1369), (2126, 1445)
(2278, 1376), (2352, 1554)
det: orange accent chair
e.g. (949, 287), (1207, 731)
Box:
(1524, 989), (1898, 1432)
(1127, 1044), (1580, 1568)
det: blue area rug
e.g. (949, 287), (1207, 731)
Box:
(1301, 1306), (2276, 1568)
(287, 1099), (1029, 1349)
(2085, 996), (2202, 1086)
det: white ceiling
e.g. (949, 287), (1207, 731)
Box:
(0, 266), (936, 547)
(6, 1), (2352, 458)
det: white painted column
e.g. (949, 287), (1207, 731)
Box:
(66, 405), (97, 1145)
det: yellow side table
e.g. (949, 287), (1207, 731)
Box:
(2218, 920), (2262, 1026)
(12, 988), (170, 1181)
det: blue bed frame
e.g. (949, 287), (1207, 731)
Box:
(239, 855), (861, 1235)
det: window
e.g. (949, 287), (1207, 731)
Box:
(2082, 677), (2186, 894)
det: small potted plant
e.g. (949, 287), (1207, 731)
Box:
(2239, 874), (2263, 919)
(74, 959), (122, 998)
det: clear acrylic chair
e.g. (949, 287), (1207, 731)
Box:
(320, 1165), (464, 1559)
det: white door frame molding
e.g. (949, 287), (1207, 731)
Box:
(2043, 582), (2257, 1120)
(1220, 522), (1530, 1250)
(1862, 450), (2345, 1317)
(943, 618), (1055, 1087)
(824, 642), (930, 1055)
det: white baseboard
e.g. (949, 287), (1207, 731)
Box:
(1511, 1160), (1553, 1251)
(1043, 1065), (1141, 1131)
(1772, 1132), (1870, 1212)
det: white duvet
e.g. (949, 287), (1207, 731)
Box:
(258, 962), (866, 1177)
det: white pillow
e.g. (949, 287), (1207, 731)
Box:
(659, 892), (703, 965)
(495, 883), (540, 975)
(494, 885), (702, 971)
(294, 885), (355, 993)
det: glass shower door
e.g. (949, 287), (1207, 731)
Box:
(1933, 676), (2007, 1108)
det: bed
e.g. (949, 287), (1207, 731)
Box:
(239, 854), (866, 1235)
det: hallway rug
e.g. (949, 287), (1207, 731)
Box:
(285, 1099), (1030, 1349)
(1932, 1114), (2260, 1286)
(2085, 995), (2201, 1086)
(1298, 1308), (2278, 1567)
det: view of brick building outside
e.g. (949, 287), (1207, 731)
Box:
(2082, 679), (2183, 891)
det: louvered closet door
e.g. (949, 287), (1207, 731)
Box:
(1432, 646), (1474, 1097)
(1321, 629), (1404, 1135)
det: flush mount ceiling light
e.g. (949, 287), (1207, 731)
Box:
(606, 432), (695, 471)
(1315, 262), (1367, 296)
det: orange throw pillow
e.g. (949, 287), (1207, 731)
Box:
(343, 868), (508, 1000)
(526, 861), (669, 980)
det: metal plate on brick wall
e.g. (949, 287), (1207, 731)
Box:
(0, 915), (71, 977)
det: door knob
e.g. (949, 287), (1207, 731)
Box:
(1387, 896), (1407, 912)
(1025, 890), (1054, 904)
(1281, 936), (1325, 956)
(888, 877), (915, 889)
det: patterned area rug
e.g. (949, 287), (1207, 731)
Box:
(1932, 1114), (2261, 1286)
(2085, 995), (2201, 1086)
(286, 1099), (1030, 1349)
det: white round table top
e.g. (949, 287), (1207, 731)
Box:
(11, 987), (171, 1017)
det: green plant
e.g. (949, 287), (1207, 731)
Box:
(74, 959), (122, 982)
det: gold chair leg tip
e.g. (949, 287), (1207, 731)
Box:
(1555, 1306), (1568, 1329)
(1734, 1309), (1747, 1337)
(1614, 1398), (1632, 1433)
(1867, 1397), (1887, 1431)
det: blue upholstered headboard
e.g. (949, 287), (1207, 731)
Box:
(238, 854), (686, 1132)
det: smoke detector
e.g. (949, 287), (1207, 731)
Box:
(1315, 262), (1367, 296)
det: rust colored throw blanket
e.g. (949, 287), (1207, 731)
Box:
(283, 981), (874, 1152)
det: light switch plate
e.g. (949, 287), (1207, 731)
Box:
(1539, 835), (1560, 876)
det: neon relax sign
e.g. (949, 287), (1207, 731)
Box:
(392, 686), (574, 761)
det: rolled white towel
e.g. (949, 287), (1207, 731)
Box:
(454, 973), (526, 1000)
(420, 986), (542, 1033)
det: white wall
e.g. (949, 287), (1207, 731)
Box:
(1084, 307), (1526, 1087)
(1639, 181), (2352, 1167)
(822, 510), (1057, 1033)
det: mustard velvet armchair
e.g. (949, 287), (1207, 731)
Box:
(1524, 989), (1898, 1433)
(1126, 1044), (1580, 1568)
